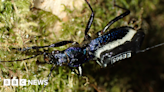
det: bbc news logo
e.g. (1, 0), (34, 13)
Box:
(3, 79), (48, 86)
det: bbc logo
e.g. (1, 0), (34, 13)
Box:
(3, 79), (26, 86)
(3, 79), (48, 86)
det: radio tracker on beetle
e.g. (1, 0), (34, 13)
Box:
(1, 0), (164, 91)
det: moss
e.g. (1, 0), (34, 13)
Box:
(1, 0), (164, 92)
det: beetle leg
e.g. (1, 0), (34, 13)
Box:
(101, 0), (130, 34)
(41, 65), (56, 92)
(71, 65), (83, 76)
(95, 58), (103, 67)
(78, 65), (82, 76)
(84, 0), (94, 41)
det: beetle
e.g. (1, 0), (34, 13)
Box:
(1, 0), (164, 91)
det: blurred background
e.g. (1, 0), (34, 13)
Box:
(0, 0), (164, 92)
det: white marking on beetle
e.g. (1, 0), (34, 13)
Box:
(95, 29), (136, 58)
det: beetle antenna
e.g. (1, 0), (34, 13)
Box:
(137, 42), (164, 53)
(13, 41), (77, 51)
(0, 53), (43, 62)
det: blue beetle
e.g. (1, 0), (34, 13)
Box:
(1, 0), (164, 91)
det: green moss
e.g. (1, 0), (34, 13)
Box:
(1, 0), (164, 92)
